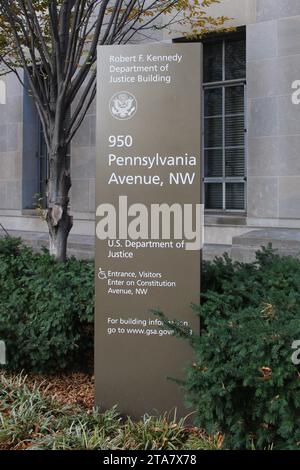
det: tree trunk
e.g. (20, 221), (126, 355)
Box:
(46, 144), (73, 262)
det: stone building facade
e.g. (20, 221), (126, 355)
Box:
(1, 0), (300, 260)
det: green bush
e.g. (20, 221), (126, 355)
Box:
(158, 246), (300, 450)
(0, 237), (94, 373)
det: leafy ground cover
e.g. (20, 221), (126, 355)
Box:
(0, 373), (221, 451)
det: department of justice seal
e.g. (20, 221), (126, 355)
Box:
(109, 91), (137, 120)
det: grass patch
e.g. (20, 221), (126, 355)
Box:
(0, 373), (220, 450)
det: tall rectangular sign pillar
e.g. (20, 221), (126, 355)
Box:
(95, 43), (202, 418)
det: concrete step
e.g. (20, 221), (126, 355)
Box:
(1, 229), (95, 259)
(1, 229), (230, 262)
(231, 229), (300, 263)
(202, 244), (231, 261)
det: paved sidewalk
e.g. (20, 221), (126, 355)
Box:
(0, 228), (231, 261)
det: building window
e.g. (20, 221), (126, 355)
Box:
(203, 34), (246, 212)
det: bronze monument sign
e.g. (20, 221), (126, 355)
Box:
(95, 43), (202, 417)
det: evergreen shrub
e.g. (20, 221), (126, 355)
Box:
(0, 237), (94, 373)
(159, 247), (300, 449)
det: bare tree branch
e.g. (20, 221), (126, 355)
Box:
(0, 0), (229, 261)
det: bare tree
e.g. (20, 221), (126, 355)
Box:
(0, 0), (227, 261)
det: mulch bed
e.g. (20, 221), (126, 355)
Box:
(3, 371), (95, 410)
(29, 372), (95, 409)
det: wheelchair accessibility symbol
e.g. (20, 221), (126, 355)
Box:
(98, 268), (107, 280)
